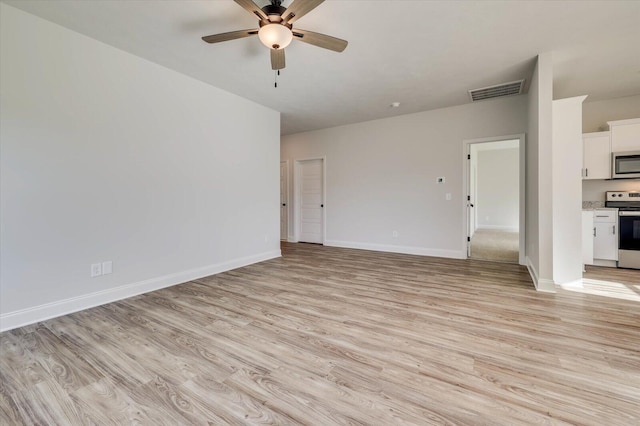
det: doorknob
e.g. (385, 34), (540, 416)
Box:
(470, 204), (474, 207)
(321, 204), (324, 208)
(282, 203), (286, 207)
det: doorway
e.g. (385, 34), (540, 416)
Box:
(280, 160), (289, 241)
(464, 135), (525, 264)
(294, 158), (325, 244)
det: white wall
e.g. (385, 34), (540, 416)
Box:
(281, 95), (527, 259)
(526, 53), (555, 291)
(583, 95), (640, 133)
(476, 147), (519, 230)
(583, 179), (640, 202)
(526, 60), (540, 281)
(0, 5), (280, 330)
(552, 96), (587, 286)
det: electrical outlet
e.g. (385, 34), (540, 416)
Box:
(102, 261), (113, 275)
(91, 263), (102, 278)
(446, 193), (452, 201)
(392, 231), (399, 238)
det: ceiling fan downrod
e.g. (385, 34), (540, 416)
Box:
(262, 0), (287, 19)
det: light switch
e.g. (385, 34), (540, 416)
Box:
(102, 261), (113, 275)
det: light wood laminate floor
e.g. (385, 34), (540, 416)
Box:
(1, 242), (639, 425)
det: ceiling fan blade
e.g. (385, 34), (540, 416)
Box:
(282, 0), (324, 24)
(233, 0), (269, 21)
(292, 29), (348, 52)
(271, 48), (286, 70)
(202, 29), (258, 44)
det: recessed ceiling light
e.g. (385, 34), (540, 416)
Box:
(390, 102), (400, 108)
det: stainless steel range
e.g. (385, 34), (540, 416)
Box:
(606, 191), (640, 269)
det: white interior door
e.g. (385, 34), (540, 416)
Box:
(298, 159), (324, 244)
(280, 161), (288, 241)
(467, 146), (477, 257)
(470, 160), (477, 238)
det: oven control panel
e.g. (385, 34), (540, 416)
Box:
(607, 191), (640, 201)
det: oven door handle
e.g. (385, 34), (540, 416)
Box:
(619, 211), (640, 216)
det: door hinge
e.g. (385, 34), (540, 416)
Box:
(467, 154), (471, 160)
(467, 195), (470, 201)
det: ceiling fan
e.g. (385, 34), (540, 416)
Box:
(202, 0), (348, 71)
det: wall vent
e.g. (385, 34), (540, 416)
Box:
(468, 79), (525, 102)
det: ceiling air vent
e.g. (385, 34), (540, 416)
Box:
(468, 79), (525, 102)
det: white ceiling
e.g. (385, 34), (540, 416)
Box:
(5, 0), (640, 135)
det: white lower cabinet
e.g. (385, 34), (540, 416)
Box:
(582, 211), (594, 267)
(593, 210), (618, 262)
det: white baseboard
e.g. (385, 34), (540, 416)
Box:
(525, 256), (539, 286)
(592, 259), (617, 268)
(0, 250), (281, 332)
(324, 240), (466, 259)
(525, 256), (556, 293)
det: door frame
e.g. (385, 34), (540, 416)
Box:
(293, 156), (326, 244)
(280, 159), (290, 241)
(469, 155), (478, 239)
(462, 134), (526, 265)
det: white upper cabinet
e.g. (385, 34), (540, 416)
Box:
(608, 118), (640, 153)
(582, 131), (611, 180)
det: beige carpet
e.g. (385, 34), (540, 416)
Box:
(470, 228), (519, 263)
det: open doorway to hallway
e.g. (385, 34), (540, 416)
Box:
(465, 137), (524, 264)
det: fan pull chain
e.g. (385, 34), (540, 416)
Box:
(274, 69), (280, 88)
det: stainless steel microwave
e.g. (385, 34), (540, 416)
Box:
(612, 151), (640, 179)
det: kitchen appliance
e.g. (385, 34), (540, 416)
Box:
(606, 191), (640, 269)
(611, 151), (640, 179)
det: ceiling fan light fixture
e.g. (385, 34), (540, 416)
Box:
(201, 0), (348, 72)
(258, 23), (293, 50)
